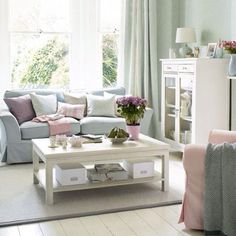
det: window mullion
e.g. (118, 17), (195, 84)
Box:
(10, 31), (71, 35)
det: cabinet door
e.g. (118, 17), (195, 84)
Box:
(178, 74), (193, 144)
(162, 74), (178, 142)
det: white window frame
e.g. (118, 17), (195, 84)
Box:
(70, 0), (102, 91)
(0, 0), (10, 98)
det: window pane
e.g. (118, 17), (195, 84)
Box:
(9, 0), (69, 32)
(102, 33), (118, 88)
(39, 0), (69, 32)
(11, 34), (69, 89)
(100, 0), (121, 32)
(9, 0), (40, 32)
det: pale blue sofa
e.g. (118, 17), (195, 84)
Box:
(0, 87), (153, 164)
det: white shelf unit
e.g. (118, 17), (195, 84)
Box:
(161, 58), (229, 151)
(36, 169), (162, 192)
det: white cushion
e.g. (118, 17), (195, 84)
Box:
(87, 94), (115, 117)
(30, 93), (57, 116)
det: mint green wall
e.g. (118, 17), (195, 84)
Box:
(177, 0), (236, 130)
(179, 0), (233, 45)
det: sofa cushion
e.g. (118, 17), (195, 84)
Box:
(30, 93), (57, 116)
(57, 102), (85, 119)
(4, 94), (36, 124)
(87, 94), (116, 117)
(20, 118), (80, 139)
(80, 117), (126, 135)
(63, 92), (87, 116)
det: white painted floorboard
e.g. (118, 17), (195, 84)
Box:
(136, 208), (183, 236)
(0, 226), (20, 236)
(118, 211), (158, 236)
(99, 213), (136, 236)
(0, 206), (204, 236)
(18, 223), (43, 236)
(79, 215), (112, 236)
(59, 218), (90, 236)
(39, 221), (66, 236)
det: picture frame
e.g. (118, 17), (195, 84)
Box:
(206, 43), (217, 58)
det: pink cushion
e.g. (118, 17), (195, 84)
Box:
(4, 95), (36, 124)
(57, 102), (85, 119)
(208, 129), (236, 144)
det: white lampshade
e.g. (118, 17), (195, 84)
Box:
(176, 27), (196, 43)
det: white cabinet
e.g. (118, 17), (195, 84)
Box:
(161, 58), (229, 150)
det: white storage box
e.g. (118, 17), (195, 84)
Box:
(55, 163), (87, 185)
(123, 159), (154, 178)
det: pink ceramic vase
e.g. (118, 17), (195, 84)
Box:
(126, 124), (140, 140)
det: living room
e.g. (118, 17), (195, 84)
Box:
(1, 0), (236, 235)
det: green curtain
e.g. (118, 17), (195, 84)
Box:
(119, 0), (159, 137)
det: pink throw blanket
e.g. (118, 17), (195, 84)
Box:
(32, 114), (71, 136)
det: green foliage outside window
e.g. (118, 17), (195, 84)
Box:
(102, 34), (118, 88)
(12, 34), (118, 89)
(21, 38), (68, 86)
(12, 36), (69, 88)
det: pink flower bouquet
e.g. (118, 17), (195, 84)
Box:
(116, 96), (147, 125)
(220, 40), (236, 54)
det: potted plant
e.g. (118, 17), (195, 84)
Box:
(116, 96), (147, 139)
(220, 40), (236, 76)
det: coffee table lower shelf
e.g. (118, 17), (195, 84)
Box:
(35, 169), (162, 193)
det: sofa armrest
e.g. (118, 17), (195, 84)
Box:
(0, 119), (7, 161)
(180, 144), (206, 230)
(0, 109), (21, 143)
(183, 144), (206, 175)
(208, 129), (236, 144)
(140, 107), (153, 136)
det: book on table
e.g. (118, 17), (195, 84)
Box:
(88, 163), (128, 182)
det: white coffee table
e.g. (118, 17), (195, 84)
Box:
(32, 134), (169, 204)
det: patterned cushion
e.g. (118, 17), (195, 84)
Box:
(57, 102), (85, 120)
(63, 92), (87, 116)
(4, 94), (36, 124)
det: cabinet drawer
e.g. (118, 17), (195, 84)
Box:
(163, 64), (178, 73)
(178, 64), (195, 73)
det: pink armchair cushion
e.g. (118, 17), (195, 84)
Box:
(208, 129), (236, 144)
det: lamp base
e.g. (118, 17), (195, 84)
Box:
(179, 44), (193, 58)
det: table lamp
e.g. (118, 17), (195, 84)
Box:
(176, 27), (196, 57)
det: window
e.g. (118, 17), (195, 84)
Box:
(9, 0), (70, 89)
(100, 0), (121, 88)
(8, 0), (122, 90)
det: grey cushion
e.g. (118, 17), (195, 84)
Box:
(4, 89), (65, 102)
(20, 118), (80, 139)
(80, 117), (126, 135)
(90, 87), (126, 96)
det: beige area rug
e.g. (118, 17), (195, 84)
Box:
(0, 154), (184, 227)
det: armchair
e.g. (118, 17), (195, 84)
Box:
(179, 129), (236, 230)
